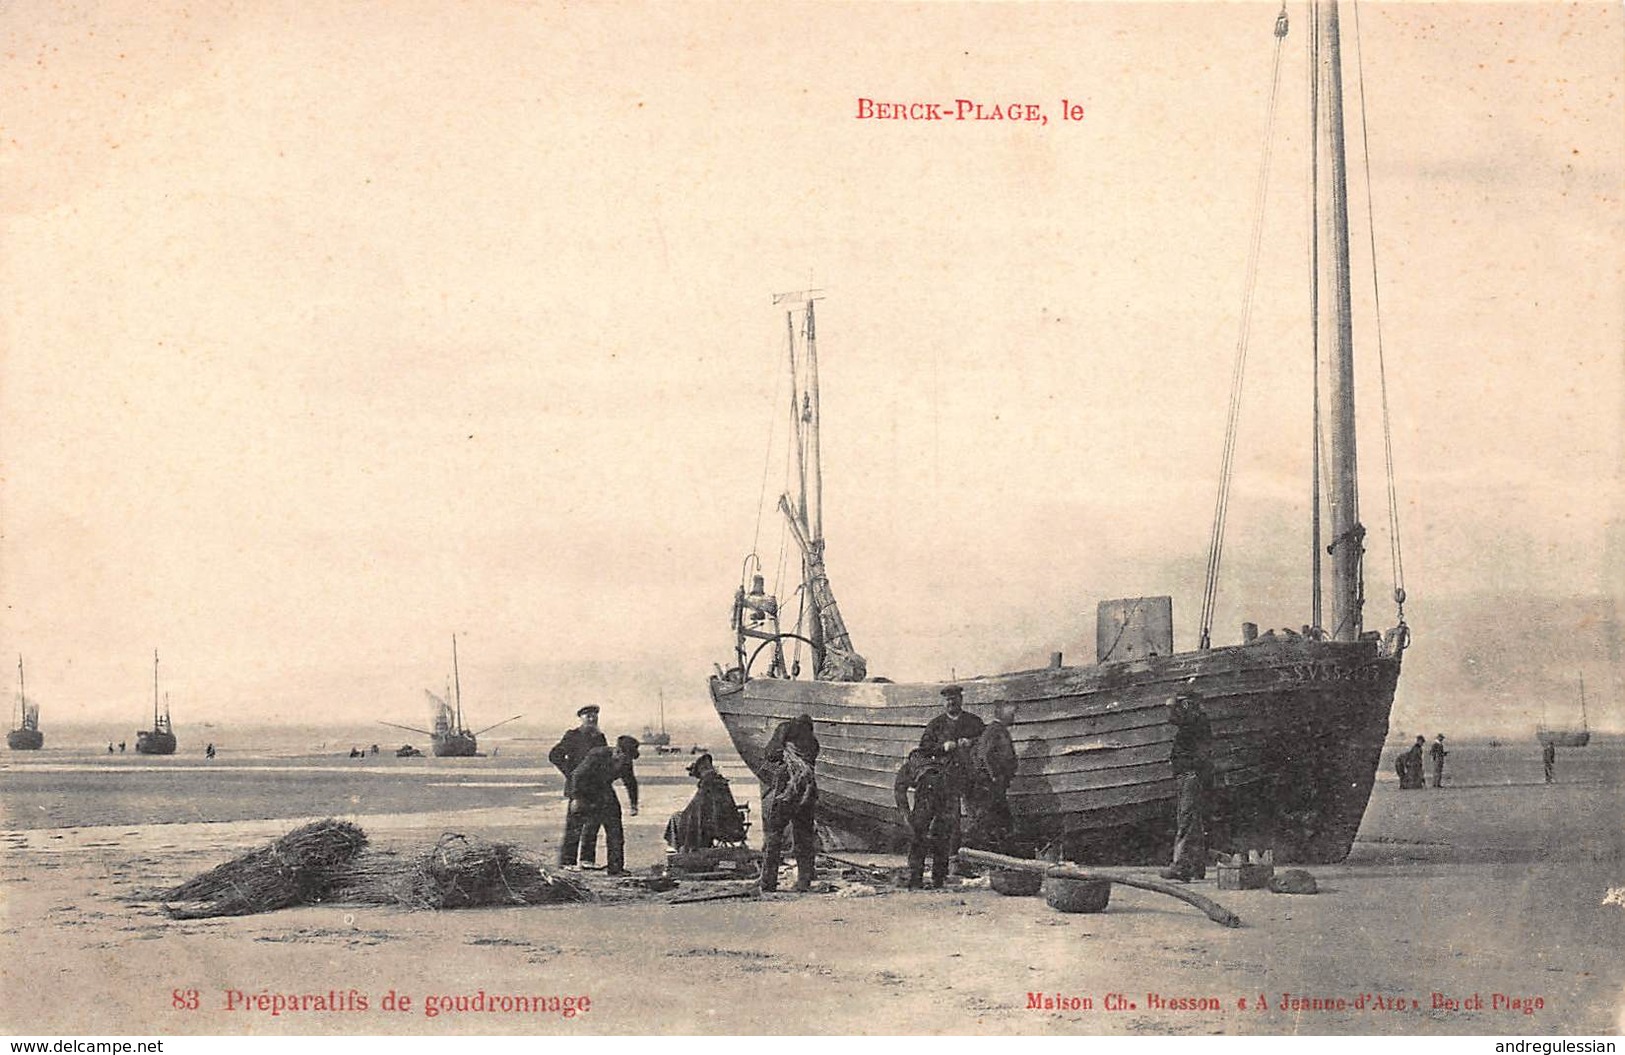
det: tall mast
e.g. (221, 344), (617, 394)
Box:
(153, 650), (160, 726)
(451, 635), (462, 730)
(1579, 672), (1588, 731)
(786, 310), (809, 534)
(658, 687), (666, 735)
(1316, 0), (1364, 641)
(804, 298), (824, 545)
(16, 655), (23, 726)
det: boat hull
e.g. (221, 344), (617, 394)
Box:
(1537, 730), (1590, 748)
(710, 637), (1400, 865)
(433, 733), (478, 758)
(135, 730), (177, 755)
(7, 728), (43, 750)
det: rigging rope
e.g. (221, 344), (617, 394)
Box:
(1199, 5), (1291, 650)
(1351, 0), (1408, 625)
(751, 313), (794, 560)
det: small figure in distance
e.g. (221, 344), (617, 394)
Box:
(1429, 734), (1448, 788)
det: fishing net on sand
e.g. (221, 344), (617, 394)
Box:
(160, 819), (368, 919)
(332, 833), (594, 910)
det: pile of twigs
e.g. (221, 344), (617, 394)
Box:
(161, 819), (368, 919)
(333, 833), (594, 910)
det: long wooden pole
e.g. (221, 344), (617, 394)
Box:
(1318, 0), (1364, 642)
(804, 298), (823, 545)
(958, 848), (1243, 928)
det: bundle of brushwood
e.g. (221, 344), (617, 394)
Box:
(333, 833), (593, 910)
(161, 819), (369, 919)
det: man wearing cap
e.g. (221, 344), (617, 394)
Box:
(561, 735), (640, 876)
(1429, 734), (1448, 789)
(550, 706), (608, 865)
(1160, 692), (1213, 882)
(919, 685), (986, 865)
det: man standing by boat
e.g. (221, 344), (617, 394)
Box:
(759, 714), (820, 893)
(560, 735), (640, 876)
(550, 705), (608, 865)
(920, 685), (986, 866)
(894, 747), (952, 889)
(1429, 734), (1448, 789)
(966, 701), (1019, 851)
(1160, 692), (1213, 883)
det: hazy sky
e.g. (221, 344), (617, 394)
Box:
(2, 2), (1621, 737)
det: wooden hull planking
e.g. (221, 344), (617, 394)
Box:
(711, 637), (1400, 864)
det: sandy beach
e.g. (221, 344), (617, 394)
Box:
(3, 738), (1622, 1036)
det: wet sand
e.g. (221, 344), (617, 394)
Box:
(2, 741), (1621, 1035)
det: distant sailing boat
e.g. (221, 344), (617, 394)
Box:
(1538, 674), (1591, 748)
(135, 650), (177, 755)
(709, 1), (1410, 864)
(8, 655), (43, 751)
(642, 688), (672, 748)
(380, 635), (523, 757)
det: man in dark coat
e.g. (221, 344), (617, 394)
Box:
(919, 685), (985, 865)
(1160, 692), (1213, 882)
(550, 705), (608, 865)
(1542, 740), (1557, 784)
(759, 714), (819, 893)
(965, 700), (1019, 850)
(1397, 735), (1426, 789)
(1429, 734), (1448, 788)
(894, 748), (953, 888)
(665, 753), (747, 851)
(560, 735), (639, 875)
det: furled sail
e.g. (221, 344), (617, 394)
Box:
(778, 496), (866, 682)
(805, 544), (866, 682)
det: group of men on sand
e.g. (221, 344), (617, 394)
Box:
(548, 705), (641, 876)
(545, 686), (1216, 890)
(1396, 733), (1449, 789)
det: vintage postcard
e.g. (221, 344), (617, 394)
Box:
(2, 0), (1621, 1040)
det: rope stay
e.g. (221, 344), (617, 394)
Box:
(1350, 0), (1408, 629)
(1198, 4), (1292, 650)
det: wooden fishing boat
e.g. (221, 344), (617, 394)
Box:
(8, 656), (43, 751)
(380, 636), (521, 757)
(136, 650), (178, 755)
(1537, 674), (1591, 748)
(708, 1), (1410, 865)
(643, 688), (674, 750)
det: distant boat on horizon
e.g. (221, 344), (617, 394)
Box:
(642, 687), (672, 748)
(135, 650), (177, 756)
(1537, 673), (1591, 748)
(379, 635), (522, 757)
(8, 655), (43, 751)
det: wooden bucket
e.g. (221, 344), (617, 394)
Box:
(990, 868), (1044, 897)
(1042, 875), (1112, 913)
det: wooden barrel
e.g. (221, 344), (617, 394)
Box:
(1043, 875), (1112, 913)
(990, 868), (1044, 897)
